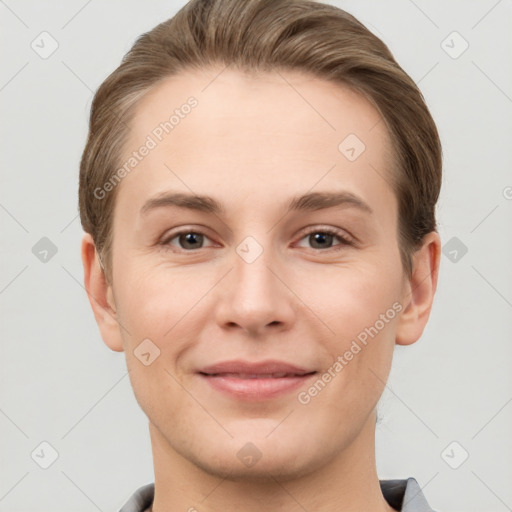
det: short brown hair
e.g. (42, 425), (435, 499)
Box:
(78, 0), (442, 284)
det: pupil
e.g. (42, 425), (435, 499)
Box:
(181, 233), (202, 249)
(312, 232), (332, 248)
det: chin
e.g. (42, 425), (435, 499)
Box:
(189, 448), (319, 483)
(176, 428), (329, 483)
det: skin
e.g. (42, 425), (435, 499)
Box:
(82, 67), (440, 512)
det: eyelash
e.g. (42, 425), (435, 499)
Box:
(160, 226), (354, 253)
(300, 226), (354, 250)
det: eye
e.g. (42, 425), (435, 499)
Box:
(296, 226), (353, 251)
(161, 229), (215, 251)
(160, 226), (354, 252)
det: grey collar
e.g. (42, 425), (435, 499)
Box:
(119, 477), (436, 512)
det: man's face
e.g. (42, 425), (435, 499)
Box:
(104, 67), (410, 479)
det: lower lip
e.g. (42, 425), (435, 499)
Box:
(199, 373), (317, 400)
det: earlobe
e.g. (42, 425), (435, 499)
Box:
(395, 232), (441, 346)
(81, 233), (124, 352)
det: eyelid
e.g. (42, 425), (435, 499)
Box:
(160, 225), (217, 248)
(160, 224), (355, 252)
(296, 225), (355, 248)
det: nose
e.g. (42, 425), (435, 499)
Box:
(213, 241), (296, 337)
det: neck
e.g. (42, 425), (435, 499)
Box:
(149, 409), (395, 512)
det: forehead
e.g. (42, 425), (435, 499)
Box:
(127, 66), (390, 154)
(117, 66), (396, 218)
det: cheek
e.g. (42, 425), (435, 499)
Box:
(309, 261), (402, 341)
(302, 259), (401, 397)
(115, 260), (205, 339)
(114, 260), (214, 407)
(125, 353), (193, 438)
(117, 265), (198, 412)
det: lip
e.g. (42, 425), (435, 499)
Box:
(198, 359), (317, 401)
(199, 359), (314, 375)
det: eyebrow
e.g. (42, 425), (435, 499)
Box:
(140, 190), (373, 217)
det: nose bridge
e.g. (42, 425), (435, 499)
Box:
(214, 231), (294, 333)
(233, 233), (280, 301)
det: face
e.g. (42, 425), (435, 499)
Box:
(100, 67), (414, 480)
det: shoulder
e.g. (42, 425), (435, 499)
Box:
(118, 483), (154, 512)
(380, 477), (437, 512)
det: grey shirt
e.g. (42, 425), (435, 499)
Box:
(119, 478), (436, 511)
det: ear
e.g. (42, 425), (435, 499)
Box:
(395, 231), (441, 346)
(81, 232), (124, 352)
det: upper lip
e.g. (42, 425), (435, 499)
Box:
(199, 359), (316, 376)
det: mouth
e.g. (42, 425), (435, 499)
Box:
(199, 372), (316, 378)
(198, 373), (318, 400)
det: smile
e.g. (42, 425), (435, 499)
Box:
(198, 371), (317, 400)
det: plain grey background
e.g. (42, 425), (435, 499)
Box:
(1, 1), (511, 511)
